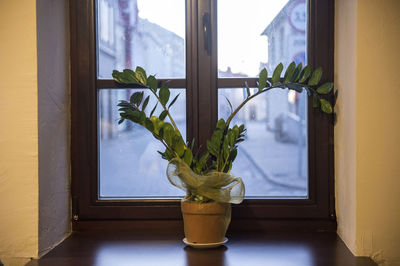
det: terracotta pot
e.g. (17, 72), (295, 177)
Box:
(181, 200), (231, 244)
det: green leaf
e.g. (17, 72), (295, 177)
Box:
(142, 95), (150, 111)
(147, 75), (158, 91)
(117, 100), (136, 111)
(224, 96), (233, 114)
(227, 130), (234, 147)
(172, 135), (185, 157)
(258, 68), (268, 90)
(150, 103), (158, 117)
(211, 129), (223, 147)
(159, 86), (170, 106)
(239, 124), (245, 133)
(123, 69), (138, 82)
(194, 162), (202, 175)
(168, 93), (180, 109)
(216, 118), (226, 130)
(113, 71), (124, 83)
(272, 63), (284, 85)
(126, 110), (145, 124)
(162, 123), (175, 146)
(284, 62), (296, 83)
(206, 140), (218, 157)
(222, 138), (229, 161)
(158, 127), (164, 139)
(228, 148), (238, 162)
(164, 149), (174, 161)
(316, 82), (333, 94)
(111, 69), (139, 84)
(223, 161), (232, 173)
(135, 66), (147, 85)
(232, 125), (239, 139)
(145, 118), (154, 132)
(312, 94), (319, 108)
(119, 108), (130, 113)
(138, 111), (146, 124)
(292, 63), (303, 82)
(112, 69), (138, 84)
(199, 151), (209, 167)
(183, 148), (193, 166)
(159, 110), (168, 121)
(112, 70), (121, 82)
(150, 116), (162, 134)
(130, 91), (143, 106)
(299, 65), (311, 83)
(118, 100), (130, 105)
(308, 67), (323, 86)
(286, 83), (303, 93)
(320, 98), (333, 114)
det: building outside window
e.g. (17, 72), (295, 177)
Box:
(98, 0), (310, 199)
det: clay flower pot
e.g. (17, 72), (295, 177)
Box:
(181, 200), (231, 244)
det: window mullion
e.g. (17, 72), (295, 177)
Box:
(196, 0), (218, 149)
(186, 0), (199, 149)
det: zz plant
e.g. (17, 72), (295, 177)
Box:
(113, 62), (334, 202)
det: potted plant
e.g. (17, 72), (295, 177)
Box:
(112, 62), (334, 247)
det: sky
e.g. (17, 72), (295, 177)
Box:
(137, 0), (290, 76)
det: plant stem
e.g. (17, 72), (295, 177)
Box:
(226, 86), (275, 128)
(149, 89), (184, 141)
(217, 82), (311, 172)
(225, 83), (312, 128)
(220, 146), (232, 173)
(139, 122), (179, 158)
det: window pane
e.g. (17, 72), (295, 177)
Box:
(219, 88), (308, 198)
(97, 0), (185, 79)
(98, 89), (186, 198)
(218, 0), (307, 77)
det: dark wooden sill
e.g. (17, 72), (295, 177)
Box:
(72, 219), (337, 233)
(27, 227), (376, 266)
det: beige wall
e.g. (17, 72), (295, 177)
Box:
(0, 1), (71, 264)
(0, 0), (39, 264)
(336, 0), (400, 265)
(356, 0), (400, 264)
(37, 0), (71, 256)
(335, 0), (358, 253)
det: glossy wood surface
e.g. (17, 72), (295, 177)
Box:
(27, 231), (376, 266)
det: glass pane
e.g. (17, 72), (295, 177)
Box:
(219, 88), (308, 198)
(98, 89), (186, 198)
(97, 0), (185, 79)
(218, 0), (307, 77)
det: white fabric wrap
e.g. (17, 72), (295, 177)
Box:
(166, 158), (245, 204)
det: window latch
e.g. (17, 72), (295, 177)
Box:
(72, 195), (79, 221)
(202, 12), (211, 56)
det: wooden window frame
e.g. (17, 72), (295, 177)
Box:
(70, 0), (335, 228)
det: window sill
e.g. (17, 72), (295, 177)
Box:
(27, 225), (376, 266)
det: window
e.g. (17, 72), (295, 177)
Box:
(71, 0), (334, 223)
